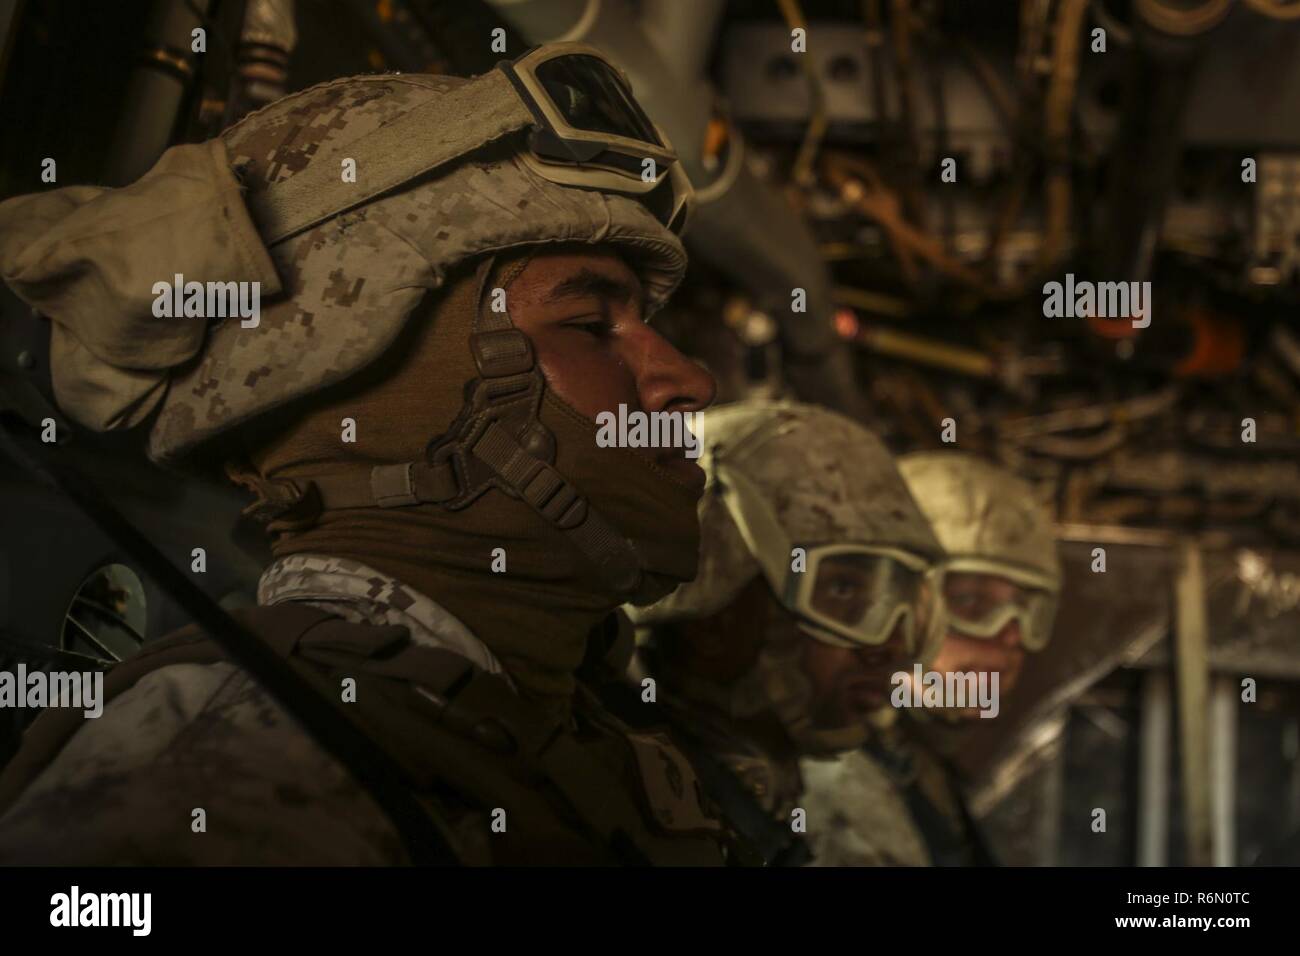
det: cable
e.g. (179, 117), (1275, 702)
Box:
(1018, 0), (1052, 92)
(889, 0), (927, 227)
(1243, 0), (1300, 19)
(1088, 0), (1135, 44)
(950, 36), (1018, 137)
(923, 32), (955, 252)
(776, 0), (827, 186)
(861, 0), (894, 144)
(184, 0), (237, 74)
(1135, 0), (1233, 35)
(823, 153), (990, 290)
(1037, 0), (1090, 271)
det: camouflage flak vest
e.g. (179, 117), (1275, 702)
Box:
(0, 605), (737, 865)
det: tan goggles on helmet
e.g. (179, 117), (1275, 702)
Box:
(500, 44), (695, 235)
(787, 545), (930, 651)
(937, 568), (1058, 651)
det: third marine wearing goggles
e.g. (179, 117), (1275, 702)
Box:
(625, 401), (944, 866)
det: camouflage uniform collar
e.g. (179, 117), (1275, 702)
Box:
(256, 553), (508, 679)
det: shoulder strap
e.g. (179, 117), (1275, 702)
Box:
(869, 737), (998, 867)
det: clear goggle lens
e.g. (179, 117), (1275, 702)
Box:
(939, 572), (1058, 651)
(793, 549), (929, 650)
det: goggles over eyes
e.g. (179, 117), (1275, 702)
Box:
(934, 562), (1059, 652)
(252, 43), (695, 246)
(715, 461), (934, 652)
(792, 544), (930, 650)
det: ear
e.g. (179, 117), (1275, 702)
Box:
(681, 575), (774, 680)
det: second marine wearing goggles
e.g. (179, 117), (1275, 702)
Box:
(626, 401), (945, 864)
(718, 447), (935, 656)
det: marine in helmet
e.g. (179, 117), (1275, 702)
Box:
(624, 400), (945, 865)
(0, 44), (738, 865)
(801, 451), (1062, 866)
(900, 452), (1062, 720)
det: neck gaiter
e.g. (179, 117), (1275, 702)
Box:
(240, 253), (701, 713)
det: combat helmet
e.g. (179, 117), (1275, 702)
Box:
(898, 452), (1062, 652)
(0, 43), (696, 599)
(631, 400), (946, 753)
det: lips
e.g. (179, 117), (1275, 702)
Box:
(849, 685), (889, 711)
(843, 670), (898, 713)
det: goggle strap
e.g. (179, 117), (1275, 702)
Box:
(249, 69), (534, 246)
(713, 464), (796, 595)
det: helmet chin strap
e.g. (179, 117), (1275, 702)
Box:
(254, 255), (647, 598)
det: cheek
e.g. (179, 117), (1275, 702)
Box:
(938, 635), (1018, 672)
(533, 333), (640, 420)
(801, 640), (854, 691)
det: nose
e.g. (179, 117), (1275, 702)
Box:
(856, 624), (909, 668)
(995, 619), (1023, 649)
(629, 323), (717, 415)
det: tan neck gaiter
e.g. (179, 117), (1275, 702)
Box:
(241, 255), (701, 713)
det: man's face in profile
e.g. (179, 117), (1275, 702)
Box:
(505, 247), (715, 491)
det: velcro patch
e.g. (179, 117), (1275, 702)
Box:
(626, 730), (723, 837)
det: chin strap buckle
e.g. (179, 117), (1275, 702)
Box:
(370, 462), (419, 508)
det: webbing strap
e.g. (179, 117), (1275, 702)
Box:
(472, 421), (580, 525)
(472, 420), (641, 592)
(248, 71), (533, 246)
(309, 460), (460, 510)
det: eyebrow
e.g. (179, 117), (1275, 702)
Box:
(543, 268), (641, 309)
